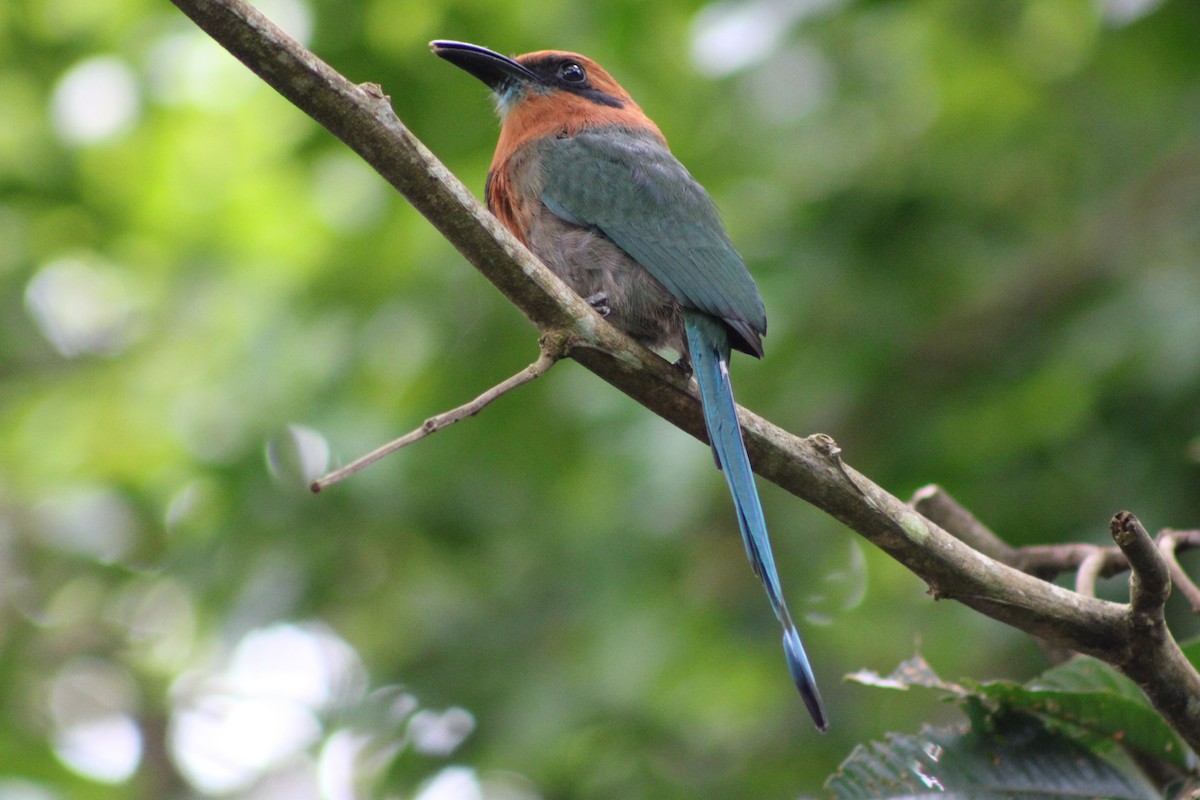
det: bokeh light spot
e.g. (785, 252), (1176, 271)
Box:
(169, 623), (366, 794)
(50, 56), (140, 145)
(267, 424), (331, 486)
(48, 658), (142, 783)
(25, 256), (143, 358)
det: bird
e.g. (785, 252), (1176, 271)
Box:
(432, 40), (826, 731)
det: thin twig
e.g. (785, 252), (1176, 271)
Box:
(1160, 530), (1200, 613)
(1075, 548), (1110, 598)
(1009, 530), (1200, 613)
(1011, 532), (1200, 586)
(311, 344), (562, 492)
(1011, 543), (1129, 579)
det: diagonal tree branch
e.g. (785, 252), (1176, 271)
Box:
(167, 0), (1200, 755)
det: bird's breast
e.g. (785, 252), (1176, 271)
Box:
(487, 141), (683, 353)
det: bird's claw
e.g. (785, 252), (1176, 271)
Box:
(672, 353), (693, 377)
(585, 291), (611, 318)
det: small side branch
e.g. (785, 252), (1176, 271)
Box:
(1160, 530), (1200, 613)
(911, 485), (1015, 563)
(1075, 548), (1112, 599)
(1012, 543), (1130, 581)
(311, 339), (564, 492)
(1109, 511), (1200, 755)
(1113, 511), (1171, 622)
(918, 487), (1200, 611)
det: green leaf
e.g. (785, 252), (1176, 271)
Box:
(971, 658), (1194, 772)
(826, 712), (1158, 800)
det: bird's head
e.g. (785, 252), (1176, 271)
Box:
(431, 41), (635, 117)
(432, 41), (663, 146)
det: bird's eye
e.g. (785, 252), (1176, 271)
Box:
(558, 62), (586, 84)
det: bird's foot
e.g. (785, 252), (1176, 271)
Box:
(672, 352), (693, 378)
(584, 291), (611, 318)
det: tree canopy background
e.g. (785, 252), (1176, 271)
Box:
(2, 0), (1199, 797)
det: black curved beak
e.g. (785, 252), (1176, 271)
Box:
(430, 40), (538, 93)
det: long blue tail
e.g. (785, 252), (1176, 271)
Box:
(685, 312), (827, 731)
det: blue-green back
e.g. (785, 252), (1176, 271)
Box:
(539, 126), (767, 356)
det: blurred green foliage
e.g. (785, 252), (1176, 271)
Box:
(2, 0), (1199, 796)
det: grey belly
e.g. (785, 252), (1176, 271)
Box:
(526, 209), (684, 353)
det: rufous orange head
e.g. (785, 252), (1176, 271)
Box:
(431, 41), (665, 157)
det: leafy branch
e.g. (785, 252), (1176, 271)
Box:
(840, 652), (1196, 798)
(168, 0), (1200, 767)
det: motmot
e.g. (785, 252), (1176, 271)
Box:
(433, 40), (827, 731)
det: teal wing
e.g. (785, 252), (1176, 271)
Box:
(539, 127), (767, 357)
